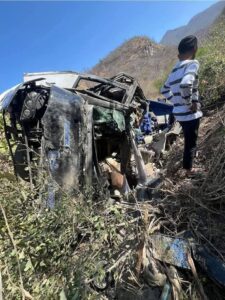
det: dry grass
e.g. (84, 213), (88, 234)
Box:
(145, 107), (225, 299)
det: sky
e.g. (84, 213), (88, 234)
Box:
(0, 1), (217, 92)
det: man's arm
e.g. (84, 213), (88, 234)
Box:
(180, 61), (200, 112)
(161, 76), (173, 101)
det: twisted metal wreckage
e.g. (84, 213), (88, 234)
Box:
(0, 71), (178, 206)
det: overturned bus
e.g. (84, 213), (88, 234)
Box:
(0, 71), (176, 206)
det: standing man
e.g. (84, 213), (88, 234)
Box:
(161, 35), (202, 176)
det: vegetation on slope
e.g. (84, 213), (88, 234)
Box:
(198, 9), (225, 109)
(0, 178), (144, 299)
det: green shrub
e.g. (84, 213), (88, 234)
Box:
(0, 115), (8, 156)
(0, 179), (136, 299)
(198, 12), (225, 108)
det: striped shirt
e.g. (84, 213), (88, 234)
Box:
(161, 59), (202, 122)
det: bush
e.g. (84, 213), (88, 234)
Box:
(0, 179), (137, 299)
(198, 12), (225, 108)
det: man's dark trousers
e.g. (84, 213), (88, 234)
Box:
(179, 118), (200, 170)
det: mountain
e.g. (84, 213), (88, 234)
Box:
(90, 2), (225, 98)
(91, 36), (176, 98)
(161, 1), (225, 46)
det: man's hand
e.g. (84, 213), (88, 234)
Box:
(190, 102), (198, 113)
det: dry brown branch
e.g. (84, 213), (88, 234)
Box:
(187, 252), (208, 300)
(164, 265), (182, 300)
(107, 250), (132, 274)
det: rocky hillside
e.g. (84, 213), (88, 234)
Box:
(91, 36), (176, 98)
(161, 1), (225, 46)
(90, 2), (225, 99)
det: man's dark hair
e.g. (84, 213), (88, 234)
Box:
(178, 35), (198, 55)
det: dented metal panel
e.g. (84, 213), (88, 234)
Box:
(24, 71), (79, 89)
(150, 234), (191, 269)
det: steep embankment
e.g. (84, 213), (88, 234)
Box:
(91, 36), (176, 98)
